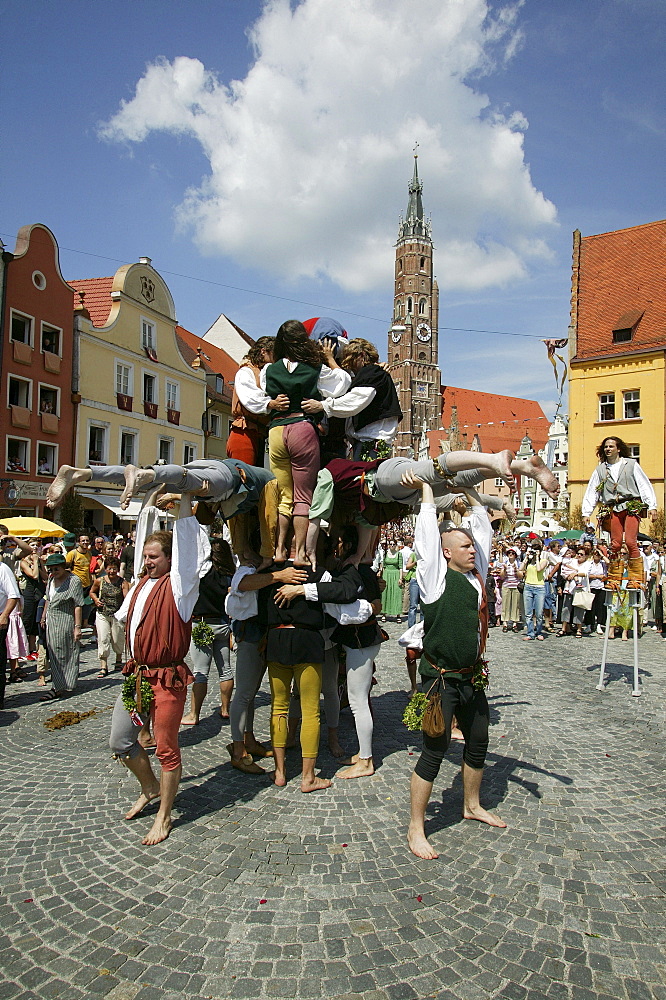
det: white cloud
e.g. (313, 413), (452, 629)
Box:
(100, 0), (556, 293)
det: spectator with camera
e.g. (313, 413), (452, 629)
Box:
(520, 539), (550, 641)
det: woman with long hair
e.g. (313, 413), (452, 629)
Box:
(582, 436), (657, 587)
(227, 336), (289, 466)
(262, 320), (350, 564)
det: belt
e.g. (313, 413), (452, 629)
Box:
(423, 650), (474, 676)
(269, 623), (321, 633)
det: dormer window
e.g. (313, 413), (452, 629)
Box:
(612, 309), (643, 344)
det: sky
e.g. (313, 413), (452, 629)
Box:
(2, 0), (665, 423)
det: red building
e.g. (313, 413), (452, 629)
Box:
(0, 225), (76, 518)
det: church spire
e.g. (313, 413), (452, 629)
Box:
(399, 152), (431, 239)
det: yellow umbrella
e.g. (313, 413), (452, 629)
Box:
(1, 516), (67, 538)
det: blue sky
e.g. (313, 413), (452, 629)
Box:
(2, 0), (664, 422)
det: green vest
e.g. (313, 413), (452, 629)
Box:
(419, 569), (480, 680)
(265, 361), (322, 427)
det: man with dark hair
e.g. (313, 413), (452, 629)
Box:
(403, 472), (505, 861)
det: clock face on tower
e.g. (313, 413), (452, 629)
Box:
(391, 330), (402, 343)
(416, 323), (431, 342)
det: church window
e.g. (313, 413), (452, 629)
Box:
(394, 353), (400, 361)
(395, 300), (402, 317)
(420, 256), (426, 270)
(418, 298), (427, 315)
(419, 352), (426, 360)
(407, 297), (413, 313)
(398, 258), (403, 273)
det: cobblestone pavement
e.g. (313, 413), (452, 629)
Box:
(1, 621), (665, 1000)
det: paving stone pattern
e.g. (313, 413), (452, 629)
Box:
(1, 623), (665, 1000)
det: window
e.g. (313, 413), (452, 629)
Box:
(8, 377), (31, 409)
(10, 312), (32, 344)
(524, 494), (533, 509)
(418, 352), (427, 360)
(623, 390), (640, 419)
(420, 256), (426, 270)
(166, 380), (179, 410)
(88, 425), (106, 465)
(395, 301), (402, 317)
(540, 495), (549, 510)
(599, 393), (615, 421)
(613, 328), (633, 343)
(116, 363), (132, 396)
(120, 432), (136, 466)
(41, 325), (61, 355)
(158, 438), (172, 464)
(143, 373), (156, 403)
(37, 443), (57, 476)
(628, 444), (640, 460)
(142, 320), (155, 350)
(398, 258), (403, 273)
(407, 297), (413, 313)
(210, 413), (221, 437)
(6, 437), (29, 473)
(183, 443), (196, 464)
(494, 478), (504, 488)
(418, 298), (427, 315)
(38, 385), (59, 415)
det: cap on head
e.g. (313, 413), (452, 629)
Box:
(46, 553), (67, 568)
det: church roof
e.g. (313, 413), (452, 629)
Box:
(426, 385), (550, 457)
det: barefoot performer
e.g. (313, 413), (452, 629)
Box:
(405, 473), (506, 861)
(109, 491), (210, 845)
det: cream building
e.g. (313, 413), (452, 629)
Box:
(71, 259), (205, 532)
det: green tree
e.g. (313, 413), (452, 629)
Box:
(569, 503), (585, 531)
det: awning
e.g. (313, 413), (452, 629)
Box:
(78, 490), (173, 521)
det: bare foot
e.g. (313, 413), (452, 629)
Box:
(502, 498), (516, 521)
(408, 824), (439, 859)
(141, 816), (172, 845)
(489, 450), (516, 493)
(338, 759), (375, 779)
(511, 455), (560, 499)
(180, 714), (198, 727)
(274, 547), (288, 563)
(124, 787), (160, 820)
(37, 675), (46, 686)
(301, 774), (332, 792)
(46, 465), (92, 508)
(272, 770), (287, 787)
(328, 742), (347, 759)
(463, 805), (507, 828)
(120, 465), (156, 509)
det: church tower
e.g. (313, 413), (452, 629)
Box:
(387, 155), (440, 456)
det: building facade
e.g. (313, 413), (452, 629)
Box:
(0, 224), (76, 518)
(70, 259), (206, 533)
(387, 157), (440, 457)
(175, 326), (238, 462)
(567, 220), (666, 525)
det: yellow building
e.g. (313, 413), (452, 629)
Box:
(71, 259), (206, 532)
(567, 221), (666, 527)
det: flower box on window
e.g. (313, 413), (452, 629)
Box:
(143, 401), (158, 418)
(167, 408), (180, 425)
(117, 393), (133, 412)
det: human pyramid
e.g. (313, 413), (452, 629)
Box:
(46, 319), (561, 853)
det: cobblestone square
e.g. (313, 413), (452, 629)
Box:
(1, 624), (665, 1000)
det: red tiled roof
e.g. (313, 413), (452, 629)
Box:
(175, 326), (239, 386)
(428, 385), (550, 457)
(575, 219), (666, 360)
(70, 277), (114, 328)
